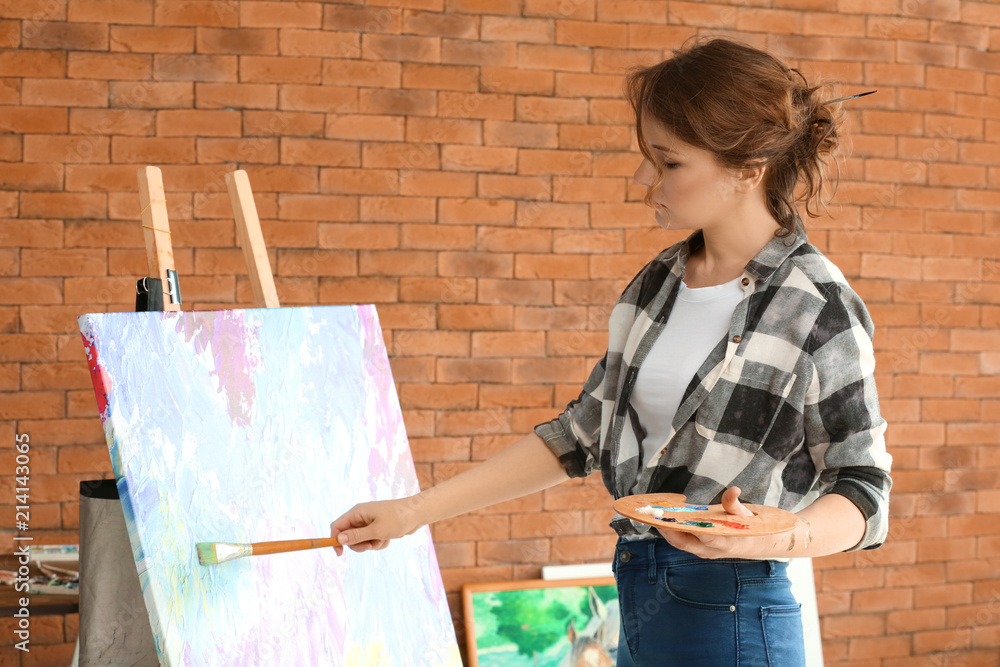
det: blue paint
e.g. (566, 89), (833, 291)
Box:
(650, 504), (709, 512)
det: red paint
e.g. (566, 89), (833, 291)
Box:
(81, 333), (111, 417)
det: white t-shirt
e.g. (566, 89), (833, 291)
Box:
(631, 276), (744, 466)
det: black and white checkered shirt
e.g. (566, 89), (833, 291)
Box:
(536, 228), (892, 550)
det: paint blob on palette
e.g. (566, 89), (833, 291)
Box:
(79, 306), (462, 667)
(614, 494), (800, 537)
(635, 504), (751, 530)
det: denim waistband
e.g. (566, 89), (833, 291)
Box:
(613, 536), (786, 583)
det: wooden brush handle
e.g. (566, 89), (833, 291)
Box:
(251, 537), (341, 556)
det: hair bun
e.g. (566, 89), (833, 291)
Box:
(797, 89), (837, 157)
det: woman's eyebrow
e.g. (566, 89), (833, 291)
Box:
(649, 143), (679, 156)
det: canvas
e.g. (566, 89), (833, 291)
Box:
(462, 578), (619, 667)
(79, 305), (462, 666)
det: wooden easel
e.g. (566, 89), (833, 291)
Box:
(136, 167), (280, 310)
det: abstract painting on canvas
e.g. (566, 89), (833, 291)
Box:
(79, 305), (461, 666)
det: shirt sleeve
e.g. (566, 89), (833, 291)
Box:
(534, 354), (607, 479)
(804, 284), (892, 551)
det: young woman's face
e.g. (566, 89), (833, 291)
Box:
(632, 115), (745, 232)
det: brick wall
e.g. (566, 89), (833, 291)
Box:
(2, 0), (1000, 664)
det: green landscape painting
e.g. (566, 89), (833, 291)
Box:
(463, 578), (619, 667)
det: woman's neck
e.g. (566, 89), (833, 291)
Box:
(684, 206), (782, 288)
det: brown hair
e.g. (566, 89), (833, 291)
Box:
(625, 38), (842, 237)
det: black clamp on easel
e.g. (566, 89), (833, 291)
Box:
(135, 270), (181, 312)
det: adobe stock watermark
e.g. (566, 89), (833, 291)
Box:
(12, 431), (32, 653)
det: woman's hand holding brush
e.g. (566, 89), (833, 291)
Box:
(330, 498), (423, 556)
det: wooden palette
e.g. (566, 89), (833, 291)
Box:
(614, 493), (800, 537)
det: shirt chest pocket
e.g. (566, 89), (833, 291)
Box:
(693, 359), (798, 454)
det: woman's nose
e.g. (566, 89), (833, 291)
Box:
(633, 158), (653, 187)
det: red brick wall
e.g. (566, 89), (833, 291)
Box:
(2, 0), (1000, 664)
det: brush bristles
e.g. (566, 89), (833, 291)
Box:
(196, 542), (252, 566)
(196, 542), (220, 565)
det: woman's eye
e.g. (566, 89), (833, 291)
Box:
(663, 162), (679, 169)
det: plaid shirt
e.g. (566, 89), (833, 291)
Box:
(536, 229), (892, 551)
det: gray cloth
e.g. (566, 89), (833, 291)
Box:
(79, 483), (159, 667)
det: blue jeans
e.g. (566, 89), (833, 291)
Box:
(612, 537), (805, 667)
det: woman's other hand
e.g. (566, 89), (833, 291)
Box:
(657, 486), (783, 560)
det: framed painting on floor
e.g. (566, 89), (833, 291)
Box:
(462, 577), (618, 667)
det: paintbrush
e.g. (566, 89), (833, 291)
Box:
(196, 536), (342, 565)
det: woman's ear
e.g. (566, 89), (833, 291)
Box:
(737, 160), (767, 192)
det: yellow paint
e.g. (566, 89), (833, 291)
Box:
(345, 642), (392, 666)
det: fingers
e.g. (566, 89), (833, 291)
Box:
(330, 504), (378, 556)
(721, 486), (754, 517)
(330, 505), (366, 535)
(334, 525), (377, 553)
(330, 503), (400, 555)
(659, 528), (711, 558)
(330, 522), (346, 556)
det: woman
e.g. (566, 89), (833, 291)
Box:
(331, 38), (892, 666)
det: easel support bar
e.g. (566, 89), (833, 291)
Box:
(137, 166), (181, 312)
(226, 169), (280, 309)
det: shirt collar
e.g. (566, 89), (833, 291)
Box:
(744, 226), (808, 282)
